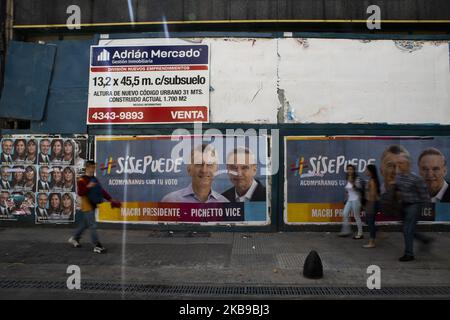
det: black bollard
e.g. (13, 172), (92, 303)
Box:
(303, 250), (323, 279)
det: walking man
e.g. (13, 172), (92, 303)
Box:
(68, 161), (121, 253)
(391, 146), (433, 262)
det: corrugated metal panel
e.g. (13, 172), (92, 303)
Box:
(30, 39), (96, 134)
(0, 41), (56, 120)
(13, 0), (450, 27)
(30, 88), (88, 134)
(48, 40), (93, 89)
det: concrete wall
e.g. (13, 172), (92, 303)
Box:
(100, 37), (450, 124)
(279, 38), (450, 124)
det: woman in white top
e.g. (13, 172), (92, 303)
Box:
(339, 164), (364, 239)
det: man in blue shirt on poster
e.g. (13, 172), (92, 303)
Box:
(162, 144), (229, 204)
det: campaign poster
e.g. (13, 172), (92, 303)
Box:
(35, 164), (77, 224)
(73, 138), (88, 174)
(87, 44), (210, 124)
(285, 136), (450, 224)
(35, 191), (76, 224)
(95, 135), (270, 225)
(0, 135), (87, 224)
(0, 189), (35, 221)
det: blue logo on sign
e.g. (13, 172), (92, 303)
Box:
(91, 45), (209, 66)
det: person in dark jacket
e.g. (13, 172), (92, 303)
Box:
(1, 139), (14, 163)
(38, 139), (51, 164)
(222, 147), (266, 202)
(391, 147), (433, 262)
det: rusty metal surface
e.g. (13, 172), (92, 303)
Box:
(13, 0), (450, 27)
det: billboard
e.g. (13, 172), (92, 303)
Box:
(95, 135), (270, 225)
(87, 44), (210, 124)
(285, 136), (450, 224)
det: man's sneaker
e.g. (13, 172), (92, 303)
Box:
(68, 237), (81, 248)
(363, 242), (376, 248)
(399, 255), (414, 262)
(93, 246), (106, 254)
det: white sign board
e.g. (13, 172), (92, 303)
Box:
(87, 44), (210, 124)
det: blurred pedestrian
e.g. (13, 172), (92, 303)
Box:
(339, 164), (364, 239)
(363, 164), (381, 248)
(391, 146), (434, 261)
(68, 160), (121, 254)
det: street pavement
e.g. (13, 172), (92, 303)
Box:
(0, 227), (449, 299)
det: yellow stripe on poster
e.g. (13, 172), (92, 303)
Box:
(107, 156), (113, 174)
(97, 202), (140, 222)
(285, 136), (328, 141)
(97, 202), (182, 222)
(287, 203), (344, 223)
(95, 136), (173, 141)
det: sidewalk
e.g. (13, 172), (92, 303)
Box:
(0, 227), (449, 299)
